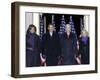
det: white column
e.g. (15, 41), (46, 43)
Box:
(25, 12), (33, 32)
(32, 13), (40, 35)
(84, 15), (89, 33)
(44, 16), (46, 33)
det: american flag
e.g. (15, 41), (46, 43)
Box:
(69, 16), (76, 34)
(39, 14), (44, 39)
(39, 14), (46, 66)
(69, 16), (77, 39)
(59, 15), (66, 34)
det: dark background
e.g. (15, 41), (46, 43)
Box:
(43, 13), (84, 38)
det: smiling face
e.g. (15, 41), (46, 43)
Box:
(48, 24), (54, 33)
(81, 29), (88, 37)
(65, 24), (71, 33)
(30, 27), (36, 33)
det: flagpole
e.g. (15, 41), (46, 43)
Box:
(44, 15), (46, 33)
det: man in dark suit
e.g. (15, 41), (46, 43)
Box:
(60, 24), (78, 65)
(41, 24), (61, 66)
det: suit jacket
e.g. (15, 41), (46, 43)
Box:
(60, 32), (78, 65)
(41, 32), (61, 66)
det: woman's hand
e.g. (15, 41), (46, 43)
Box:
(40, 53), (46, 66)
(76, 57), (81, 64)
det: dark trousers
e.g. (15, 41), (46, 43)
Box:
(26, 50), (40, 67)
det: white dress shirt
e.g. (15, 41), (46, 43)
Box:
(49, 32), (53, 37)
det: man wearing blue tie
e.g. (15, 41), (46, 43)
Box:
(41, 24), (61, 66)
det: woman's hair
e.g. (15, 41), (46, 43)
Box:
(81, 29), (89, 37)
(26, 24), (37, 34)
(66, 23), (71, 27)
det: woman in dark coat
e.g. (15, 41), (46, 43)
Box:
(79, 29), (89, 64)
(26, 24), (41, 67)
(41, 24), (61, 66)
(60, 24), (78, 65)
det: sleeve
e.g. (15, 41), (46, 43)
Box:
(37, 36), (41, 54)
(73, 34), (78, 56)
(79, 38), (82, 56)
(59, 34), (64, 58)
(26, 34), (30, 47)
(41, 34), (46, 56)
(56, 34), (62, 57)
(73, 34), (77, 47)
